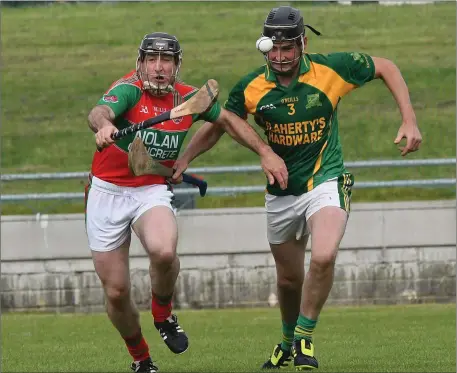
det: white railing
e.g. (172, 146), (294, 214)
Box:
(1, 158), (455, 201)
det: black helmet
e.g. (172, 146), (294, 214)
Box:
(138, 32), (182, 64)
(262, 6), (321, 42)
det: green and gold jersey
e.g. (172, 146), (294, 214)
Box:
(225, 52), (375, 196)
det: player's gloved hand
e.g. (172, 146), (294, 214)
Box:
(169, 158), (187, 184)
(95, 124), (118, 149)
(260, 148), (288, 190)
(394, 117), (422, 156)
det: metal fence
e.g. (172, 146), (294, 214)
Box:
(1, 158), (455, 202)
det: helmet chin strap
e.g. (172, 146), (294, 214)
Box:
(271, 67), (296, 76)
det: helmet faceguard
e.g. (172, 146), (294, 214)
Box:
(260, 6), (321, 75)
(136, 32), (182, 96)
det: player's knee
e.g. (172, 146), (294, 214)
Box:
(104, 283), (131, 306)
(277, 271), (303, 290)
(310, 250), (338, 271)
(150, 246), (176, 269)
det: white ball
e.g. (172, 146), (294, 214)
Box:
(256, 36), (273, 53)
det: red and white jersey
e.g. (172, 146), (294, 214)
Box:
(90, 71), (221, 187)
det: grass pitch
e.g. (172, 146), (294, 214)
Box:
(2, 304), (455, 372)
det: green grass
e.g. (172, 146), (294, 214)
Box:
(1, 2), (456, 214)
(2, 304), (455, 372)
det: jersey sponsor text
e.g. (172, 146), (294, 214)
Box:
(266, 117), (326, 145)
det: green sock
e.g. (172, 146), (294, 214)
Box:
(280, 321), (295, 351)
(294, 314), (317, 342)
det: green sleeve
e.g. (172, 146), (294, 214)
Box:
(198, 100), (222, 122)
(223, 79), (248, 120)
(328, 52), (376, 87)
(96, 84), (141, 118)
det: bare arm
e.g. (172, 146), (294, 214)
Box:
(373, 57), (416, 121)
(213, 108), (288, 189)
(179, 121), (225, 163)
(173, 108), (288, 189)
(213, 108), (271, 156)
(87, 105), (116, 133)
(88, 105), (119, 149)
(372, 57), (422, 155)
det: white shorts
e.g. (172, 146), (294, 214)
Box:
(265, 174), (354, 245)
(85, 176), (175, 252)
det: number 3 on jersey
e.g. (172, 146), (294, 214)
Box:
(287, 103), (295, 115)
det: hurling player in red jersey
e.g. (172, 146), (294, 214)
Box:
(86, 32), (288, 373)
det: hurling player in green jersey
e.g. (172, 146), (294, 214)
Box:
(172, 6), (422, 370)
